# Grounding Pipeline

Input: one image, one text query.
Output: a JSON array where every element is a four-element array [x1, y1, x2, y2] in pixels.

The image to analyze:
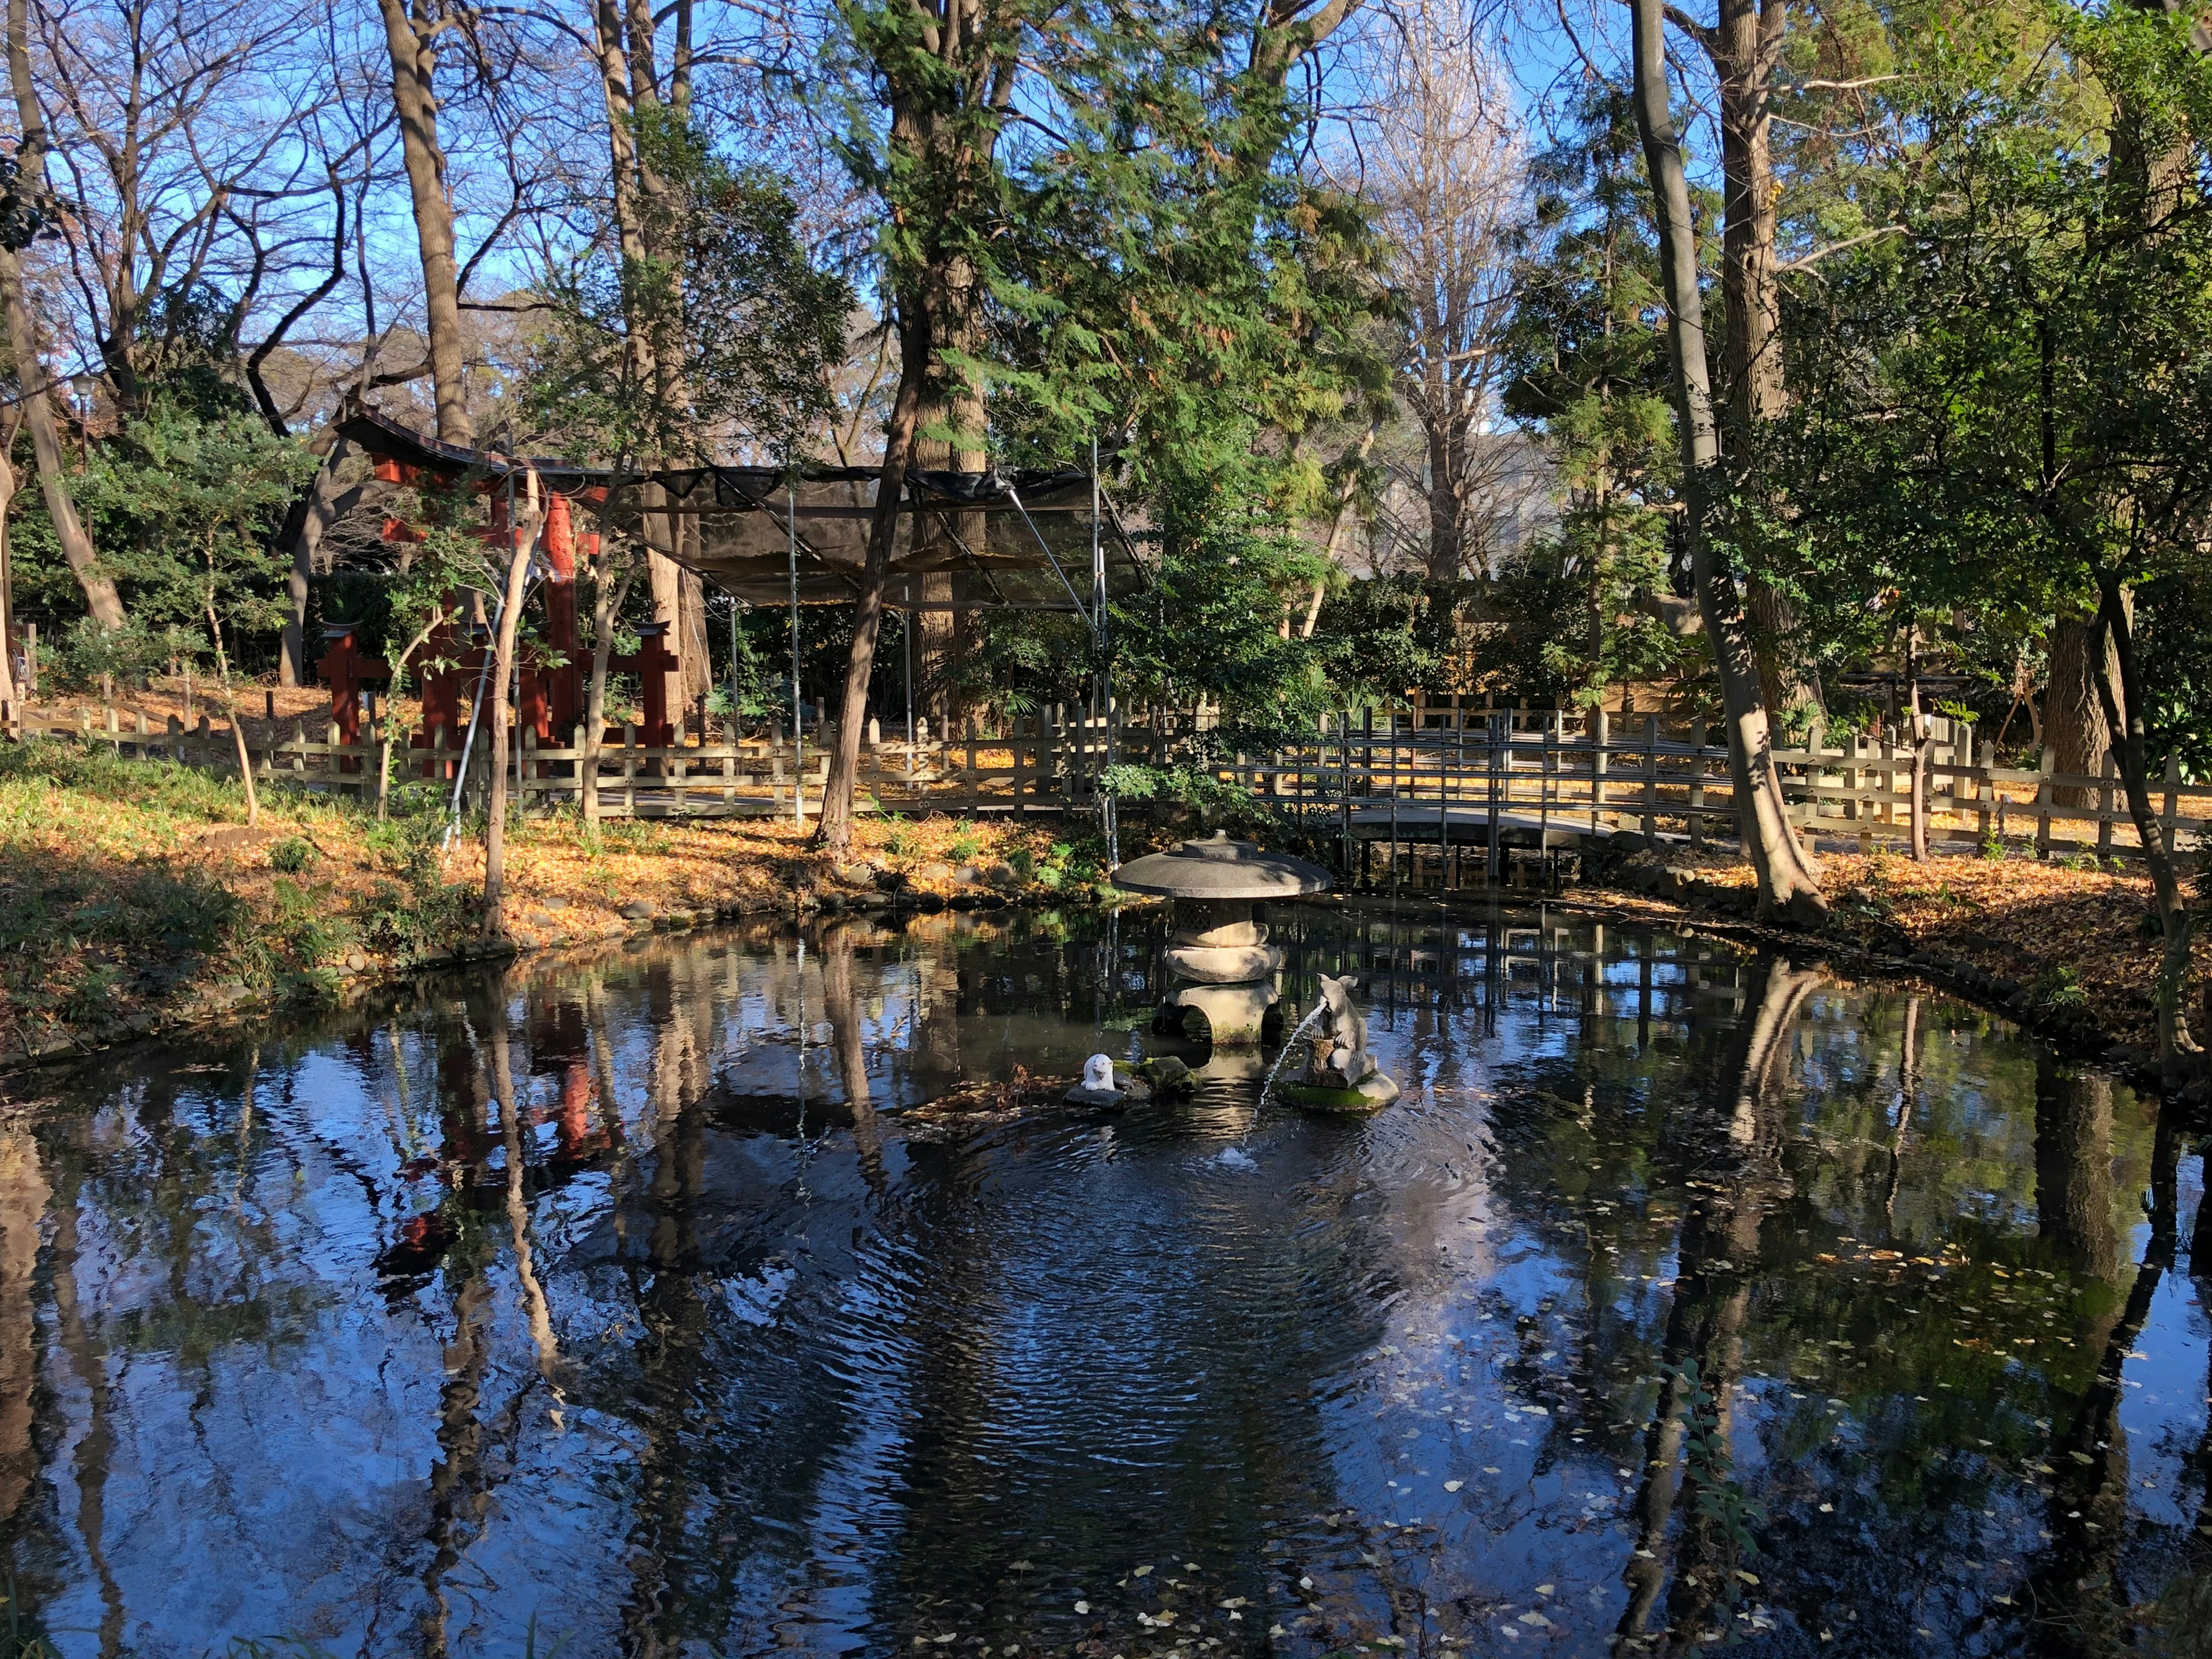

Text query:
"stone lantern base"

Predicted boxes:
[[1168, 979, 1280, 1046]]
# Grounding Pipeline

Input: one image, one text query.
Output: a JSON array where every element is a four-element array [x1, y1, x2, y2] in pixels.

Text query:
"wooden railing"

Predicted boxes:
[[14, 698, 2207, 858]]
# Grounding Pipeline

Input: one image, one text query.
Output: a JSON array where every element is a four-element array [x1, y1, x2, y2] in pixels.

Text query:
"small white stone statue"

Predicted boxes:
[[1066, 1052, 1131, 1108]]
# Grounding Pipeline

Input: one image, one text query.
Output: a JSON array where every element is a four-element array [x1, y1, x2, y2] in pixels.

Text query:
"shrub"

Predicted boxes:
[[268, 835, 317, 873], [2031, 966, 2089, 1013], [355, 808, 479, 960]]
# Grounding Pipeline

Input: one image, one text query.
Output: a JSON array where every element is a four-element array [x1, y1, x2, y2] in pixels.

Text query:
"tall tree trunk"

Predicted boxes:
[[0, 419, 16, 714], [2, 0, 119, 630], [1424, 411, 1460, 584], [2045, 608, 2119, 808], [0, 251, 120, 628], [375, 0, 472, 444], [678, 562, 711, 710], [816, 316, 927, 853], [1629, 0, 1824, 923], [1707, 0, 1820, 719], [911, 253, 988, 721], [2090, 576, 2195, 1067]]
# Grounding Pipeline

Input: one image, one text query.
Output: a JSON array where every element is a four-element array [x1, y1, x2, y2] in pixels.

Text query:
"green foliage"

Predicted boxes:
[[355, 806, 480, 961], [1499, 84, 1704, 700], [1762, 2, 2212, 718], [521, 115, 847, 463], [824, 0, 1389, 725], [0, 731, 247, 822], [946, 821, 984, 861], [39, 615, 200, 694], [2030, 966, 2089, 1013], [14, 397, 315, 661], [267, 835, 317, 874]]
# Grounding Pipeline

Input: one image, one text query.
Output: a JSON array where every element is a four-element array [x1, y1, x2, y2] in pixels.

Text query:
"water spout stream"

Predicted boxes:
[[1256, 999, 1329, 1113]]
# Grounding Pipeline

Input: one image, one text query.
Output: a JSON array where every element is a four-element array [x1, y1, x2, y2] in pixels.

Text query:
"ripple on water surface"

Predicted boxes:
[[3, 903, 2208, 1658]]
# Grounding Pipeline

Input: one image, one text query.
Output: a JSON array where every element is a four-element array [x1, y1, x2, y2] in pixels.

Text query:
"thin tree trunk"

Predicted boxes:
[[374, 0, 472, 444], [581, 556, 630, 831], [816, 321, 926, 853], [279, 437, 355, 686], [482, 478, 540, 937], [2090, 577, 2195, 1066], [1907, 643, 1929, 862], [0, 421, 16, 715], [206, 599, 260, 828], [1303, 420, 1378, 637], [1629, 0, 1824, 923]]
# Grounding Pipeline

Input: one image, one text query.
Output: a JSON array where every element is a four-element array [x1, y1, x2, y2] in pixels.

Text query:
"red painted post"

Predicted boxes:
[[315, 623, 390, 775]]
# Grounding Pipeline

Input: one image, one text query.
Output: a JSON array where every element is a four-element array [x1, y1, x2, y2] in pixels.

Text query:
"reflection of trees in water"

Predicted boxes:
[[1617, 955, 1819, 1654], [417, 1015, 503, 1659], [2024, 1101, 2188, 1659], [822, 930, 887, 1188], [619, 949, 718, 1657], [0, 1130, 48, 1530], [2036, 1056, 2121, 1279]]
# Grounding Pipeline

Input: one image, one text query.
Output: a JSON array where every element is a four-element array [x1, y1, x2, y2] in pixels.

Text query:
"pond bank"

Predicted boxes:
[[0, 740, 1105, 1074], [1584, 844, 2211, 1096], [5, 736, 2200, 1096]]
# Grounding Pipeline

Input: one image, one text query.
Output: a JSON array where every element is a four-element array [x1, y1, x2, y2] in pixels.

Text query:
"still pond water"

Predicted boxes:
[[1, 902, 2209, 1658]]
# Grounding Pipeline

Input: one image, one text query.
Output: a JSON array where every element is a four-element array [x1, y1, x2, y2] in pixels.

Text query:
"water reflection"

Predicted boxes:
[[1, 903, 2206, 1657]]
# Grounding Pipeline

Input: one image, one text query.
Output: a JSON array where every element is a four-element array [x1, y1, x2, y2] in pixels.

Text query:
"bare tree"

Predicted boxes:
[[29, 0, 320, 412], [1357, 0, 1527, 584]]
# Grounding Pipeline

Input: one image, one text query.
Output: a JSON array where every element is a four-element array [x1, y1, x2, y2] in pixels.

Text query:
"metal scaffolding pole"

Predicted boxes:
[[790, 475, 803, 827]]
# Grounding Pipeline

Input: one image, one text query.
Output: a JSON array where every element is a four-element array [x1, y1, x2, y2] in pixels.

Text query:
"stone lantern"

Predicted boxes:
[[1111, 831, 1331, 1045]]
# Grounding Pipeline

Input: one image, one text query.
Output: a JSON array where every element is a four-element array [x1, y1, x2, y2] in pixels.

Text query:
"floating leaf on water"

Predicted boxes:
[[1736, 1570, 1760, 1585], [1134, 1565, 1153, 1577], [1519, 1611, 1553, 1627], [1535, 1584, 1555, 1595], [1483, 1466, 1502, 1474], [1073, 1601, 1089, 1615], [1444, 1480, 1464, 1492]]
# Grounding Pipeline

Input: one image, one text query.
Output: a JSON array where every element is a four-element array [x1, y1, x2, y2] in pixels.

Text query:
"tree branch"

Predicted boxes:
[[1775, 224, 1903, 272]]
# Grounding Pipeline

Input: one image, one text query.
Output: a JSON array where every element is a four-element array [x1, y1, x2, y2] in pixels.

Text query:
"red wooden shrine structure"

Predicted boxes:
[[314, 409, 684, 777]]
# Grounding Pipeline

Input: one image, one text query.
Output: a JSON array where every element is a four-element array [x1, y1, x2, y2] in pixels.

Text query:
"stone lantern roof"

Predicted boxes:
[[1111, 832, 1332, 902]]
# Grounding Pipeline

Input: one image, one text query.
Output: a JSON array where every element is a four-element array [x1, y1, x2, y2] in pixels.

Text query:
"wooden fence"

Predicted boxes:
[[14, 698, 2207, 861]]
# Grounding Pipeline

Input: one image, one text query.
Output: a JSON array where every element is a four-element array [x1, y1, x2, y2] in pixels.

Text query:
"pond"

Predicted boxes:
[[0, 900, 2206, 1658]]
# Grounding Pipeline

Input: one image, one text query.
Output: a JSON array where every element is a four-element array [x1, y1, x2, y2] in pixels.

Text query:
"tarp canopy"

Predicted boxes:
[[335, 408, 1150, 616]]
